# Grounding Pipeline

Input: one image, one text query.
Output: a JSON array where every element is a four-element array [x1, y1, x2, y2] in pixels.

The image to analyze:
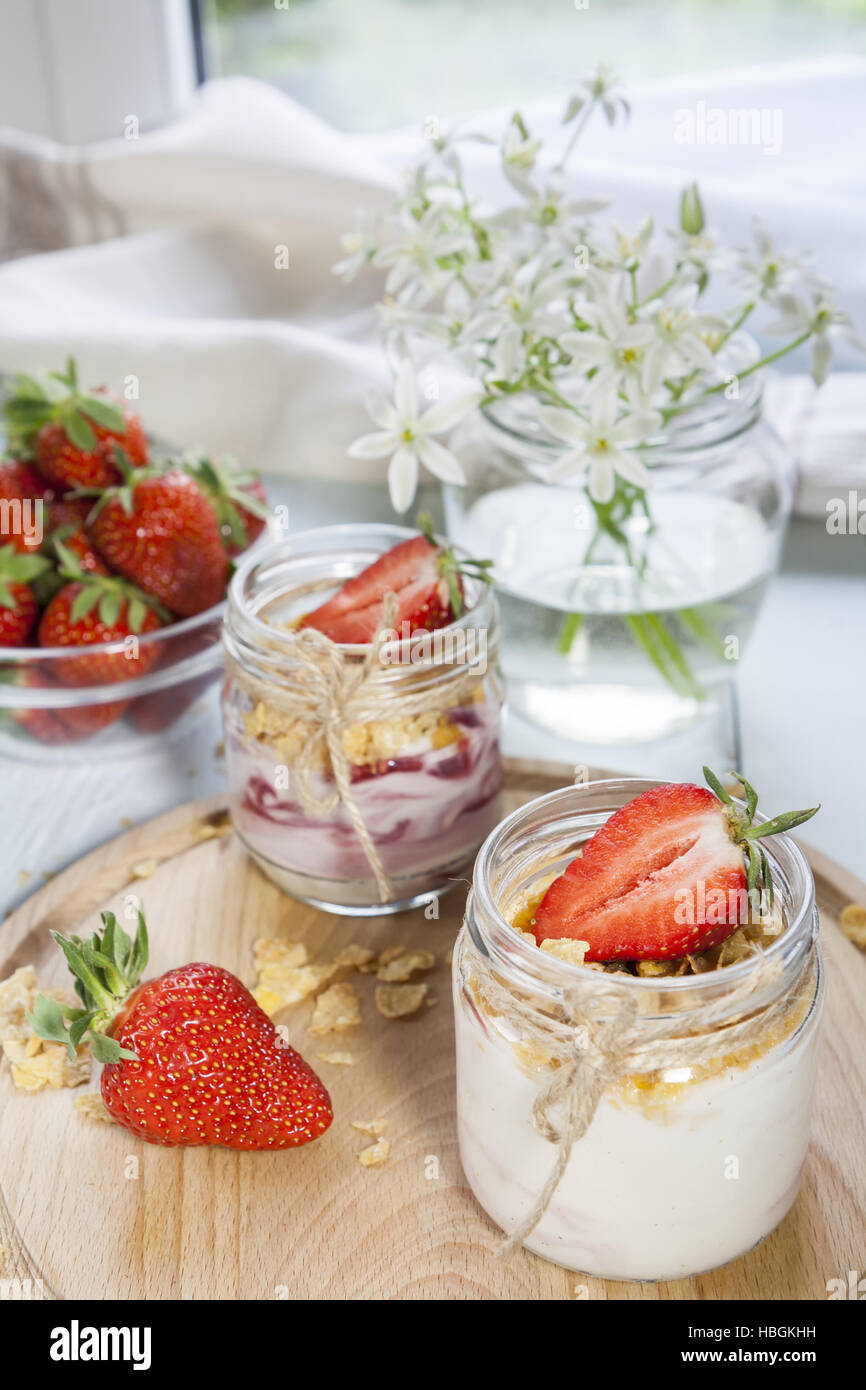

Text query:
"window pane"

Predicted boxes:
[[199, 0, 866, 131]]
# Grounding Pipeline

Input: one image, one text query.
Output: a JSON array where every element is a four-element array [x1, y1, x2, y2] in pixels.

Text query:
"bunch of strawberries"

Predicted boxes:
[[0, 359, 268, 742]]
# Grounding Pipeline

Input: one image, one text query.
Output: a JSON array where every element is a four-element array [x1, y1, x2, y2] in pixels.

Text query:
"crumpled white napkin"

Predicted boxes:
[[0, 67, 864, 507]]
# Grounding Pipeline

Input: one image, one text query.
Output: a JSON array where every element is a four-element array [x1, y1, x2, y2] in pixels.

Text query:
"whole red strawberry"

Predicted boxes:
[[532, 769, 820, 961], [3, 359, 147, 491], [29, 910, 334, 1150], [182, 453, 269, 557], [89, 467, 228, 618], [0, 544, 51, 645], [38, 548, 167, 685], [0, 460, 47, 553]]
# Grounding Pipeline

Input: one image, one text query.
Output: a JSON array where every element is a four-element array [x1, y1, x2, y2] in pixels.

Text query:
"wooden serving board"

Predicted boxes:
[[1, 759, 864, 1301]]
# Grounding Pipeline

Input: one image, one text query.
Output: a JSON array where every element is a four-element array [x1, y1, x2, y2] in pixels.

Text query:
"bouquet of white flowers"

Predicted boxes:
[[338, 64, 859, 512], [336, 68, 860, 718]]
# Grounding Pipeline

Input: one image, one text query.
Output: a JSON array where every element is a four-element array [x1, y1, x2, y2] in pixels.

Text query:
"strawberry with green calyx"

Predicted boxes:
[[0, 544, 52, 645], [181, 452, 270, 556], [3, 358, 148, 490], [299, 512, 493, 643], [44, 524, 111, 577], [28, 910, 334, 1149], [416, 512, 494, 620], [38, 541, 168, 685], [533, 767, 820, 961], [80, 457, 229, 618]]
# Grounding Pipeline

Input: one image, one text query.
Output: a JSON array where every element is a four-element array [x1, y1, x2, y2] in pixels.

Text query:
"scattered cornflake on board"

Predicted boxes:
[[4, 1038, 89, 1092], [375, 983, 427, 1019], [316, 1050, 357, 1066], [76, 1092, 116, 1125], [840, 903, 866, 949], [310, 982, 361, 1036], [0, 964, 37, 1043], [376, 949, 436, 982], [350, 1118, 387, 1137], [377, 946, 406, 968], [357, 1139, 390, 1168], [334, 944, 377, 972], [252, 937, 336, 1013], [131, 860, 157, 880]]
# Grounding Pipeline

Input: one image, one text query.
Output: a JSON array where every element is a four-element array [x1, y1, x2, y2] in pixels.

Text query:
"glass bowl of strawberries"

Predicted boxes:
[[0, 360, 271, 757]]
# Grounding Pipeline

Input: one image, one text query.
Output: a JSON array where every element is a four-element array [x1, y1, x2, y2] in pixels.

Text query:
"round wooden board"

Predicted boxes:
[[1, 758, 864, 1301]]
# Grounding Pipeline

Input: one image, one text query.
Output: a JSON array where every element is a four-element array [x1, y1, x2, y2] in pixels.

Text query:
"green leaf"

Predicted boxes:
[[70, 584, 102, 623], [26, 995, 73, 1054], [746, 806, 821, 839], [79, 396, 124, 432], [64, 410, 97, 452], [98, 588, 121, 628], [89, 1031, 137, 1064], [127, 909, 149, 986], [127, 595, 145, 634], [746, 844, 759, 896], [703, 766, 734, 805], [733, 771, 759, 823], [758, 844, 774, 911], [680, 182, 705, 236]]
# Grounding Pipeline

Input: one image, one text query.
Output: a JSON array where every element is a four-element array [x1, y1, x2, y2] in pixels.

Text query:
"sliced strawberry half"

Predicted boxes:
[[298, 517, 491, 643], [533, 773, 820, 962]]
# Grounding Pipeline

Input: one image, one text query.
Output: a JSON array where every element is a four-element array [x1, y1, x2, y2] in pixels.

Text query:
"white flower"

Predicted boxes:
[[764, 291, 864, 385], [733, 221, 814, 301], [509, 180, 610, 244], [560, 281, 655, 398], [638, 285, 729, 392], [598, 218, 654, 273], [501, 114, 542, 193], [668, 225, 725, 279], [332, 212, 379, 282], [374, 207, 475, 302], [563, 64, 630, 127], [473, 254, 577, 341], [538, 397, 662, 502], [348, 360, 482, 511]]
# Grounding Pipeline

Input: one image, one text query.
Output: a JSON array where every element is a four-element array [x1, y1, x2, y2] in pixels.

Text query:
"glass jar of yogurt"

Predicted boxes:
[[453, 779, 823, 1280], [223, 525, 504, 915]]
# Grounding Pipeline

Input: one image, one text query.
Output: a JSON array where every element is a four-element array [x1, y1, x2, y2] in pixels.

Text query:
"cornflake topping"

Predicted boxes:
[[539, 939, 590, 966]]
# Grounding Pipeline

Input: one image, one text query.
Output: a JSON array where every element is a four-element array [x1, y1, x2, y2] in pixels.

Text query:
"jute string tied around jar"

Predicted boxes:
[[468, 944, 813, 1259], [230, 589, 488, 902]]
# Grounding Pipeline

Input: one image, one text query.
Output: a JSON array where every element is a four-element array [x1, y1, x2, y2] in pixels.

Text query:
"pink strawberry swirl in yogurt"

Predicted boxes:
[[228, 701, 503, 886]]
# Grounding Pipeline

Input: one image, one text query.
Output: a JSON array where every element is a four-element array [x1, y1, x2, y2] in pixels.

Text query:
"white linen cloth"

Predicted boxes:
[[0, 63, 864, 508]]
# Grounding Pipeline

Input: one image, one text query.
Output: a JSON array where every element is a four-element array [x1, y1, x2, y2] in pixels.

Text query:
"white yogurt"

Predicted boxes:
[[453, 932, 823, 1281]]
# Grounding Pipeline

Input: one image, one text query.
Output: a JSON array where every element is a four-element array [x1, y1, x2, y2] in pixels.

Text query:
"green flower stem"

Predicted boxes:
[[662, 330, 812, 419], [557, 611, 583, 654], [677, 605, 732, 663], [557, 97, 598, 169], [640, 613, 704, 699]]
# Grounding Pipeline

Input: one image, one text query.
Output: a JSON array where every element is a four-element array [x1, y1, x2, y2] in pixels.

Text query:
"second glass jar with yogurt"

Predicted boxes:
[[453, 780, 823, 1280], [223, 524, 504, 914]]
